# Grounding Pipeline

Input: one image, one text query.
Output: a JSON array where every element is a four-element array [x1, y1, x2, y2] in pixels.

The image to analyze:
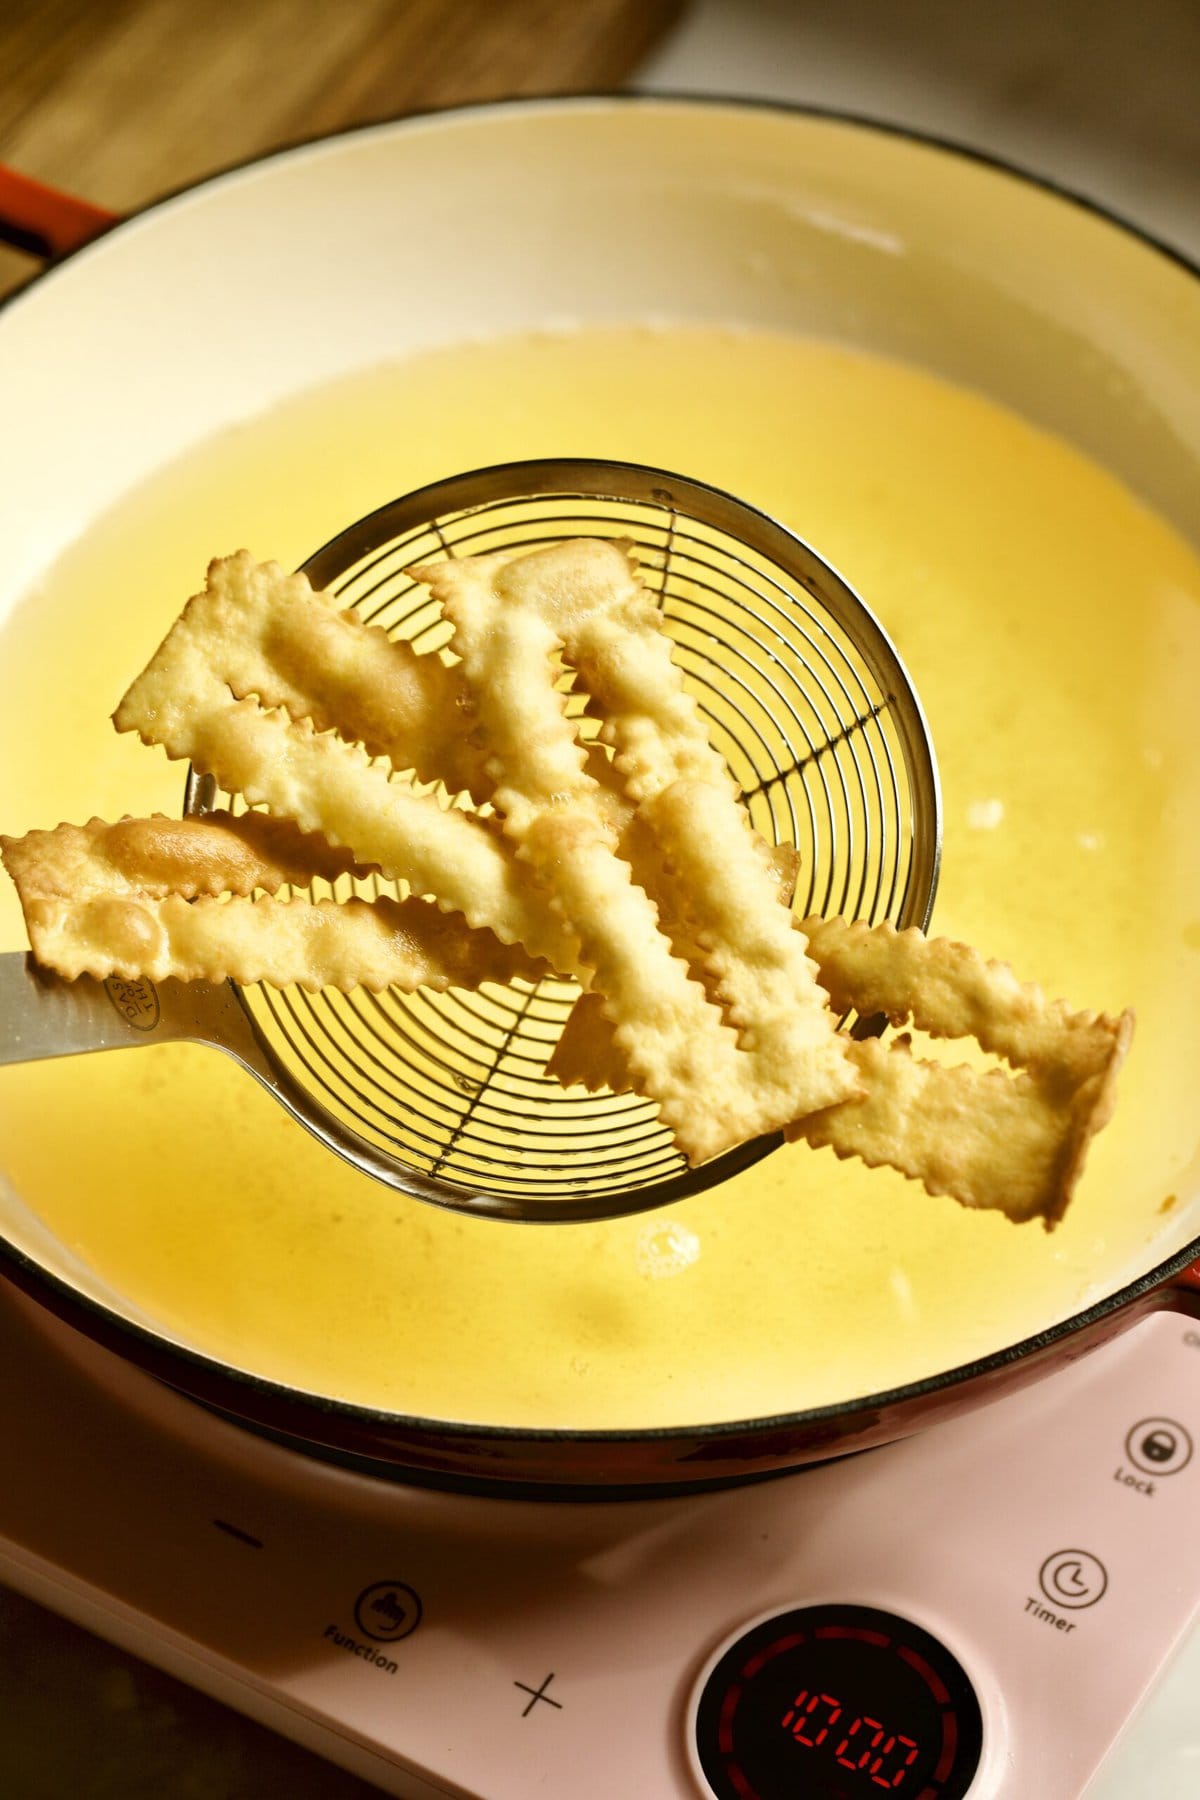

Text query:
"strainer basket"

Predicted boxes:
[[186, 458, 941, 1219]]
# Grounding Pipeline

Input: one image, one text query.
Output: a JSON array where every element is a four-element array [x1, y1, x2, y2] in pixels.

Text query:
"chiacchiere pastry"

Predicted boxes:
[[548, 918, 1131, 1227], [417, 539, 859, 1163], [0, 814, 547, 992], [1, 543, 1132, 1219]]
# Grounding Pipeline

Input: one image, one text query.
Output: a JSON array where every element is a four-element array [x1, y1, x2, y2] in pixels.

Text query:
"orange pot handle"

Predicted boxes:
[[0, 165, 119, 261], [1167, 1255, 1200, 1320]]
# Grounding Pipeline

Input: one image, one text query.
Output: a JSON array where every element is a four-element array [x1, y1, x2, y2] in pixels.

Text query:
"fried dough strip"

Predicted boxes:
[[531, 545, 825, 1061], [475, 541, 847, 1092], [427, 559, 852, 1164], [124, 552, 792, 958], [639, 777, 835, 1043], [15, 890, 543, 990], [787, 1033, 1129, 1227], [418, 542, 856, 1131], [799, 915, 1128, 1086], [123, 552, 492, 798], [617, 814, 801, 965], [551, 917, 1131, 1091], [779, 921, 1133, 1226], [549, 917, 1133, 1224], [0, 813, 375, 903], [114, 654, 579, 972], [130, 551, 636, 822], [547, 838, 802, 1092], [431, 589, 748, 1161]]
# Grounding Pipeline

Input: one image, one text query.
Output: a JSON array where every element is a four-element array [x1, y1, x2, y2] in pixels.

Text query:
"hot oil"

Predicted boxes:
[[1, 325, 1199, 1428]]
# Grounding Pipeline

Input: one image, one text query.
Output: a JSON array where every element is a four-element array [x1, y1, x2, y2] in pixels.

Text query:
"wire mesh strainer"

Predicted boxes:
[[193, 458, 940, 1219], [0, 459, 940, 1222]]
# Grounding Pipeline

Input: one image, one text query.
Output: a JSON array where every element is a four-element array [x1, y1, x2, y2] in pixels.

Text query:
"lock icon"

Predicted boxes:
[[1126, 1417, 1193, 1477]]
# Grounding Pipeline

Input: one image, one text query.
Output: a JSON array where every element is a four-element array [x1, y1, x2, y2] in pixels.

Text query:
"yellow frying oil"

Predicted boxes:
[[2, 325, 1199, 1427]]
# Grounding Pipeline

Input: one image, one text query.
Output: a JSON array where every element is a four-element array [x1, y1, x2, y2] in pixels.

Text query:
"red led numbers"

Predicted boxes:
[[781, 1689, 842, 1746], [782, 1693, 921, 1788], [834, 1715, 920, 1788]]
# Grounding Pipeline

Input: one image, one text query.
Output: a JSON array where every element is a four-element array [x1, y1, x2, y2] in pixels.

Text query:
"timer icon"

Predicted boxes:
[[1039, 1549, 1108, 1610]]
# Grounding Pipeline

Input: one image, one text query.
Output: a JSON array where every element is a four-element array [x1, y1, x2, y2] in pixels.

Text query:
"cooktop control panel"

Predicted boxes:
[[0, 1289, 1197, 1800]]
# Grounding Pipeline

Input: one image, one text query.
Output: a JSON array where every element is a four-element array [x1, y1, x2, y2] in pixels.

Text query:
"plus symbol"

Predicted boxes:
[[514, 1671, 563, 1717]]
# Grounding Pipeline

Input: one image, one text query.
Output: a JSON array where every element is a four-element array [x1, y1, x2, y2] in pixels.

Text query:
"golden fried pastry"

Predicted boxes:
[[118, 551, 490, 797], [0, 812, 372, 901], [548, 916, 1133, 1225], [115, 656, 579, 973], [799, 915, 1128, 1088], [784, 918, 1133, 1225], [1, 813, 545, 990], [419, 542, 857, 1163], [789, 1029, 1130, 1228], [2, 536, 1131, 1214], [12, 890, 544, 991], [416, 541, 858, 1161]]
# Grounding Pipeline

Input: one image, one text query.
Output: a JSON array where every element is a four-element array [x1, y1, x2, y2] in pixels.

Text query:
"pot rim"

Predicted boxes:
[[2, 90, 1198, 1445], [4, 90, 1200, 307]]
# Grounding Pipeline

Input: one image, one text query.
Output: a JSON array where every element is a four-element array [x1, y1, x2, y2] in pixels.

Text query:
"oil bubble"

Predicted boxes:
[[635, 1221, 701, 1280]]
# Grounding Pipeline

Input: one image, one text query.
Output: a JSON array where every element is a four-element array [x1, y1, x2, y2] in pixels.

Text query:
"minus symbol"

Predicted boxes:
[[213, 1518, 264, 1549]]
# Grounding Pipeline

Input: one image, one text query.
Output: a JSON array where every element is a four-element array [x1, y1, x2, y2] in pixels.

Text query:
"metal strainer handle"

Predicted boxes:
[[0, 949, 780, 1218], [0, 952, 439, 1197], [3, 459, 941, 1222]]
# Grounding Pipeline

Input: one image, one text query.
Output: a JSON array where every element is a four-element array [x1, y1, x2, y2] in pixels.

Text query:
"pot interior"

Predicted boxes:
[[1, 100, 1198, 1436]]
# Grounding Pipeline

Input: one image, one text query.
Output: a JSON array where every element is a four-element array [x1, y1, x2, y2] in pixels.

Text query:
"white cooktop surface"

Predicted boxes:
[[1, 1284, 1198, 1799]]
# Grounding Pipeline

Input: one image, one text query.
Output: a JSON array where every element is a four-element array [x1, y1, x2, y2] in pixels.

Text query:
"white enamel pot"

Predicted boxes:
[[0, 98, 1197, 1491]]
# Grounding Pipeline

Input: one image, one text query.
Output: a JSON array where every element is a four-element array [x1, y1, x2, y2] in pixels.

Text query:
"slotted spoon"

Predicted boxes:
[[0, 459, 941, 1221]]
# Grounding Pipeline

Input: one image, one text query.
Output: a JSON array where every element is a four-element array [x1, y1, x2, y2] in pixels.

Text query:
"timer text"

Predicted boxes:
[[781, 1688, 920, 1788]]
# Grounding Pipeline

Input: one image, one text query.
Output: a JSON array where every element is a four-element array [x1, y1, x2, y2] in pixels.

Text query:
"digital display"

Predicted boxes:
[[693, 1603, 982, 1800]]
